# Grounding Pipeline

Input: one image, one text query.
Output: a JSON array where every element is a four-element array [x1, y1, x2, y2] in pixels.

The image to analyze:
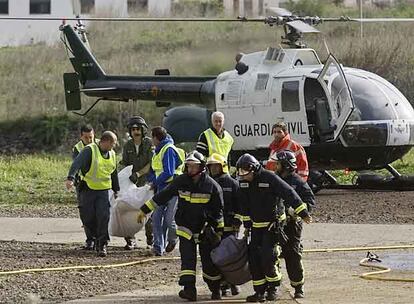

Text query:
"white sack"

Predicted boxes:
[[109, 166, 154, 237]]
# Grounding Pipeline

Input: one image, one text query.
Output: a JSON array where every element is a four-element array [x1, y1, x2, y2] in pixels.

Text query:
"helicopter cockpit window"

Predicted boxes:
[[293, 50, 320, 65], [265, 48, 284, 61], [0, 0, 8, 14], [282, 81, 300, 112], [30, 0, 51, 14], [255, 74, 269, 91]]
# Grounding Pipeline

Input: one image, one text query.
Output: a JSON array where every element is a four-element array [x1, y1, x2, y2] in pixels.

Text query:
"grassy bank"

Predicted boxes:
[[0, 154, 73, 207], [0, 149, 413, 208]]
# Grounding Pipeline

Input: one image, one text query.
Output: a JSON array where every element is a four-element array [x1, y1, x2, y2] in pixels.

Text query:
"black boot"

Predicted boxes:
[[230, 284, 240, 295], [82, 239, 94, 250], [178, 286, 197, 302], [211, 289, 221, 300], [266, 287, 278, 301], [221, 283, 229, 297], [124, 237, 136, 250], [294, 285, 304, 298], [246, 292, 265, 302], [97, 244, 107, 257]]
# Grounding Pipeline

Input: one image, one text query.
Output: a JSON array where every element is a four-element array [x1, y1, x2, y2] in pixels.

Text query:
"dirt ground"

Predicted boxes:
[[0, 189, 413, 303]]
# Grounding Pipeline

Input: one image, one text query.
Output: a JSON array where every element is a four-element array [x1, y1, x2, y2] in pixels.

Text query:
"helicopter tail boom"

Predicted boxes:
[[61, 24, 105, 84]]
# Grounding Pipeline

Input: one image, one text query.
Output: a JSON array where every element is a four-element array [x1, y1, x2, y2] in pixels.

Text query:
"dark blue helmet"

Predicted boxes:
[[236, 153, 260, 176], [271, 150, 297, 172]]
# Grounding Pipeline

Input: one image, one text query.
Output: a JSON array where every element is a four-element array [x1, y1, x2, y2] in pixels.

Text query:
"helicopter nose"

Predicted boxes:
[[341, 70, 414, 147]]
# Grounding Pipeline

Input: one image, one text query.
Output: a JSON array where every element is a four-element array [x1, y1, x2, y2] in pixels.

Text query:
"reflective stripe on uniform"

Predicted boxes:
[[266, 273, 282, 282], [180, 270, 196, 277], [178, 191, 210, 204], [176, 226, 193, 240], [295, 203, 307, 215], [202, 272, 222, 281], [279, 213, 287, 222], [290, 278, 305, 286], [253, 279, 267, 286], [224, 226, 234, 232], [234, 214, 243, 221], [252, 221, 271, 228], [241, 215, 251, 221], [144, 199, 158, 212]]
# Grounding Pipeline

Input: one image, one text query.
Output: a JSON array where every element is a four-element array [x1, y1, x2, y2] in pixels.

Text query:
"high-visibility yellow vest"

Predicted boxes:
[[73, 139, 100, 154], [203, 129, 234, 173], [152, 143, 185, 183], [73, 140, 85, 154], [83, 143, 116, 190]]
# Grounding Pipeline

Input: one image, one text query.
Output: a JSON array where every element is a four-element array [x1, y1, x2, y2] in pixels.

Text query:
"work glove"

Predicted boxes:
[[302, 215, 312, 224], [136, 210, 146, 224], [129, 172, 140, 184]]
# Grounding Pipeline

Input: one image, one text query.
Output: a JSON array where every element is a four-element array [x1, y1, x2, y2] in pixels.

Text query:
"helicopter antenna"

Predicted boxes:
[[323, 36, 330, 57], [359, 0, 364, 40]]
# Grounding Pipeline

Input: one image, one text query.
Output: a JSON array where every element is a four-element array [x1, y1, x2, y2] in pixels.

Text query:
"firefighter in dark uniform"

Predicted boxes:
[[236, 154, 312, 302], [119, 116, 154, 250], [271, 150, 315, 299], [72, 124, 97, 250], [137, 151, 224, 301], [206, 153, 241, 297]]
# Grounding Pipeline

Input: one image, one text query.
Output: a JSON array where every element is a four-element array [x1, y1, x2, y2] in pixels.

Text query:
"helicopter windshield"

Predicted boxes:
[[344, 73, 413, 121]]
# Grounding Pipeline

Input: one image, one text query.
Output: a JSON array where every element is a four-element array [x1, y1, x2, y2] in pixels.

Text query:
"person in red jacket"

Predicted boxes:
[[265, 122, 309, 181]]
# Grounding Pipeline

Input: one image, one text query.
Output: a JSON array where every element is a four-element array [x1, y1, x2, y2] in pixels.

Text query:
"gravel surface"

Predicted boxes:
[[1, 189, 413, 224], [0, 189, 413, 303], [0, 242, 179, 303]]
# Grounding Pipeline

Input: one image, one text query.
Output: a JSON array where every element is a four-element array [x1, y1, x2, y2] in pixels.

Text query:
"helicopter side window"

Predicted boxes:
[[281, 81, 300, 112], [30, 0, 51, 14], [255, 74, 269, 91], [0, 0, 8, 14]]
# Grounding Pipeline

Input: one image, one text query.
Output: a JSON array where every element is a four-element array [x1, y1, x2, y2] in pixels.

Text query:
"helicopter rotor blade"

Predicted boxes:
[[287, 20, 319, 34], [267, 7, 292, 17], [350, 18, 414, 22], [0, 16, 264, 22]]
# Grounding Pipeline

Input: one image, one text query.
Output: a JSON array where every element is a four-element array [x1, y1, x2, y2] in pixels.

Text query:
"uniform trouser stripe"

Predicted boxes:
[[253, 279, 267, 286], [180, 270, 196, 276], [202, 272, 222, 281], [266, 273, 282, 282], [291, 278, 305, 286], [282, 220, 304, 288]]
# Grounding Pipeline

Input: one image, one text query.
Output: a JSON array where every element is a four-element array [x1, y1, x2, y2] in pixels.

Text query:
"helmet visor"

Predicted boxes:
[[237, 168, 252, 176]]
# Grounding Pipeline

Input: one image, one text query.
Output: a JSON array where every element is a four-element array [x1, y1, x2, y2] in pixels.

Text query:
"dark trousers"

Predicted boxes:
[[79, 189, 110, 247], [178, 235, 221, 292], [249, 228, 282, 294], [76, 187, 95, 243], [281, 219, 304, 287]]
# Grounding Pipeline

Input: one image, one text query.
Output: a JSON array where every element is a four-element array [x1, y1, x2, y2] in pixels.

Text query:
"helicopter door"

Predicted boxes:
[[317, 54, 354, 141]]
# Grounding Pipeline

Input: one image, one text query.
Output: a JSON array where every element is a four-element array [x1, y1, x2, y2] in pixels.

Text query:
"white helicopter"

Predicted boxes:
[[3, 9, 414, 189]]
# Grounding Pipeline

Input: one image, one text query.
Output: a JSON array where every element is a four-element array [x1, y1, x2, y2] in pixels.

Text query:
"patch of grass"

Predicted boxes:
[[331, 148, 414, 184], [0, 154, 74, 207]]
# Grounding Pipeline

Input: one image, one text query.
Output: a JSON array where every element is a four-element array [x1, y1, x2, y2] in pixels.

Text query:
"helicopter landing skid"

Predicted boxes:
[[312, 167, 414, 192]]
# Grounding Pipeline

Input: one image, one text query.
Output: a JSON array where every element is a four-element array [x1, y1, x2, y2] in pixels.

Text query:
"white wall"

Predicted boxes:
[[148, 0, 171, 17], [0, 0, 127, 47]]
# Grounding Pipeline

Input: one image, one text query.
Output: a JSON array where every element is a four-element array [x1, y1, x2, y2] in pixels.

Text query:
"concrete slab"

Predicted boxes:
[[0, 217, 413, 250], [1, 218, 413, 303]]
